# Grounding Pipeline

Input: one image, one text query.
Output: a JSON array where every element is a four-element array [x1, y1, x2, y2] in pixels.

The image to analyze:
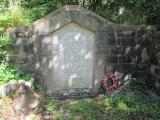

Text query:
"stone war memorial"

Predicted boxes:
[[12, 5, 160, 95]]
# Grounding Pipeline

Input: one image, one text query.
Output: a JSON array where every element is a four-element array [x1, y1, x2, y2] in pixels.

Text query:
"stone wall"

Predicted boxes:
[[10, 6, 160, 91], [149, 26, 160, 89], [105, 25, 160, 89]]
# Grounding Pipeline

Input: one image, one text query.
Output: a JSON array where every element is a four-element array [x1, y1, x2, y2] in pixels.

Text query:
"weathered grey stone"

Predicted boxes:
[[155, 52, 160, 66], [13, 83, 40, 112], [25, 113, 36, 120], [141, 47, 149, 63], [19, 80, 32, 88], [0, 81, 17, 98], [114, 71, 124, 79]]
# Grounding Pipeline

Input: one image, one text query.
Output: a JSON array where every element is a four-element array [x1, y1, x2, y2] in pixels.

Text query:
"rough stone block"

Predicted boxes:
[[110, 46, 125, 54], [108, 56, 118, 63], [108, 37, 116, 45], [119, 56, 126, 63], [126, 56, 132, 63]]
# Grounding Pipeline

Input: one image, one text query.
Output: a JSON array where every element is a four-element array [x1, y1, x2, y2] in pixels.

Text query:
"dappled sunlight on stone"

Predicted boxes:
[[69, 73, 78, 87], [53, 56, 59, 69], [74, 33, 81, 41], [11, 6, 111, 94], [52, 35, 59, 45], [48, 60, 53, 69], [16, 38, 22, 45], [11, 5, 160, 94], [55, 23, 61, 29], [35, 62, 40, 70], [85, 52, 92, 59], [42, 57, 47, 64], [52, 22, 95, 90], [97, 59, 103, 66], [80, 49, 85, 55]]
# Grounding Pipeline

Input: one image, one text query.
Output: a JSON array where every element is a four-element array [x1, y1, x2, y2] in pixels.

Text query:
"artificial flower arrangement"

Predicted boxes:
[[101, 73, 120, 92]]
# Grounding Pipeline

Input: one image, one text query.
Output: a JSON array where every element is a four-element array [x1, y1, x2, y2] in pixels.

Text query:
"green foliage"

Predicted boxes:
[[104, 93, 160, 119], [0, 36, 13, 47], [43, 99, 102, 120], [68, 100, 100, 120], [43, 89, 160, 120], [96, 0, 160, 24], [1, 0, 160, 28], [0, 9, 29, 28], [0, 62, 34, 85], [47, 101, 59, 111], [42, 77, 160, 120], [0, 36, 14, 60], [0, 0, 31, 87], [107, 78, 160, 119]]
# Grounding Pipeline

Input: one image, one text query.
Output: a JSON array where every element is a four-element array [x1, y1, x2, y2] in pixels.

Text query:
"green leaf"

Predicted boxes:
[[0, 36, 13, 46]]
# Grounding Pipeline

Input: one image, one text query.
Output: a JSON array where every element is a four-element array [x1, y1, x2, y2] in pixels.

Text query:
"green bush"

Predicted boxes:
[[68, 100, 101, 120], [0, 36, 14, 60], [0, 1, 34, 87], [0, 36, 12, 46], [0, 62, 34, 85], [103, 92, 160, 120], [47, 101, 60, 111]]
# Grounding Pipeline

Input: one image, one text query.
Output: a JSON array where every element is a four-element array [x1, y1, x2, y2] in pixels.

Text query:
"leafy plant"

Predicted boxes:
[[0, 36, 14, 61], [68, 100, 101, 120], [0, 62, 34, 85], [0, 36, 13, 47], [47, 101, 59, 111], [103, 91, 160, 119]]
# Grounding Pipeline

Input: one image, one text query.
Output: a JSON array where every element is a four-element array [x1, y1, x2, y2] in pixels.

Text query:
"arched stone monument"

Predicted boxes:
[[12, 5, 111, 93]]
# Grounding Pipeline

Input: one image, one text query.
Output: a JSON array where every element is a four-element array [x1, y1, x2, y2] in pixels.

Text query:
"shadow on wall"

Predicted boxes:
[[13, 21, 97, 91]]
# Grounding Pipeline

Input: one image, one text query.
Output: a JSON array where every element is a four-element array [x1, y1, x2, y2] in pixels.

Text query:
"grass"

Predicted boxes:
[[68, 99, 101, 120], [42, 78, 160, 120], [103, 92, 160, 120], [43, 90, 160, 120], [44, 99, 103, 120]]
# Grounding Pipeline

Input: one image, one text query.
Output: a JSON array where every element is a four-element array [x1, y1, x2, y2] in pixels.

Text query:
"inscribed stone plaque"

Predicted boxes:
[[52, 23, 95, 90]]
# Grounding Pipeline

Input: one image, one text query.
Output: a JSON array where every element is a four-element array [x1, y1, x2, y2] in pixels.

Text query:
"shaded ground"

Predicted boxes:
[[41, 92, 160, 120], [0, 97, 42, 120], [1, 91, 160, 120], [0, 80, 160, 120]]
